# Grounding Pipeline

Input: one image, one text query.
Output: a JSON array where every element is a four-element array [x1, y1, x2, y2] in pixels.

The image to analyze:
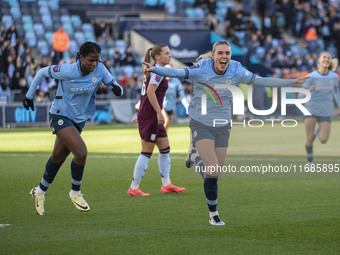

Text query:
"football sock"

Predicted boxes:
[[209, 210, 219, 218], [306, 145, 313, 163], [71, 160, 84, 191], [130, 180, 140, 190], [158, 147, 171, 186], [204, 175, 218, 212], [39, 157, 62, 192], [132, 152, 152, 187], [69, 189, 81, 196], [36, 186, 45, 196], [194, 154, 205, 178]]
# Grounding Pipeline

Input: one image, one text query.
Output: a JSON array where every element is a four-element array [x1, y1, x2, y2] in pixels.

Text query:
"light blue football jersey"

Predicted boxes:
[[302, 70, 340, 117], [163, 77, 189, 111], [185, 59, 255, 126], [26, 61, 115, 123], [152, 58, 297, 127]]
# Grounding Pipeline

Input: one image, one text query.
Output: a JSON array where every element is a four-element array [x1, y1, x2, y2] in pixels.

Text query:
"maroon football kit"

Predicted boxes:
[[138, 64, 168, 142]]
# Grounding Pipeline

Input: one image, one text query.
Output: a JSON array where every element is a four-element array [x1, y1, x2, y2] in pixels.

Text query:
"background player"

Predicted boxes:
[[301, 51, 340, 166], [22, 42, 124, 215], [127, 44, 185, 196], [143, 40, 308, 225], [162, 63, 190, 131]]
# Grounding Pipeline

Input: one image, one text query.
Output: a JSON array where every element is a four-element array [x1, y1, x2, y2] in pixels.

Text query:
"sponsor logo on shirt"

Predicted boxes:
[[155, 75, 161, 82], [189, 64, 200, 69], [70, 86, 95, 93], [53, 65, 61, 72]]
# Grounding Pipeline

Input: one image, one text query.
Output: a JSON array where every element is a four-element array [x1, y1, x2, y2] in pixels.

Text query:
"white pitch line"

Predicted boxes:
[[0, 224, 11, 228], [0, 153, 327, 162]]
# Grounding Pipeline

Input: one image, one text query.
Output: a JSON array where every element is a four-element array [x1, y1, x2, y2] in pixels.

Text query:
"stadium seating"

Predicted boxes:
[[37, 40, 49, 56]]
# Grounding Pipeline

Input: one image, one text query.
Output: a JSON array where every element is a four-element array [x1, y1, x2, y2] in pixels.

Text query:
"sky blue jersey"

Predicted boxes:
[[26, 61, 117, 123], [302, 70, 340, 117], [185, 59, 255, 126], [153, 58, 295, 127], [163, 77, 189, 111]]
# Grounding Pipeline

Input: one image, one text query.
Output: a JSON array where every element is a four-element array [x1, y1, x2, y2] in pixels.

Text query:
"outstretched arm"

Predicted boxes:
[[253, 76, 309, 87], [25, 67, 50, 99], [143, 62, 187, 78], [23, 67, 50, 111]]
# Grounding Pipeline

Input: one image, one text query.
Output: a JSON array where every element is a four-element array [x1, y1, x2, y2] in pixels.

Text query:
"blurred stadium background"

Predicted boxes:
[[1, 1, 340, 254], [1, 0, 339, 127]]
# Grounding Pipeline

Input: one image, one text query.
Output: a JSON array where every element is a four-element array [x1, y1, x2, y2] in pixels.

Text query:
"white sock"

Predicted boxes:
[[209, 211, 218, 218], [161, 177, 171, 187], [190, 152, 199, 162], [130, 180, 139, 190], [158, 151, 170, 178], [36, 186, 45, 196], [69, 189, 81, 196], [133, 154, 150, 183]]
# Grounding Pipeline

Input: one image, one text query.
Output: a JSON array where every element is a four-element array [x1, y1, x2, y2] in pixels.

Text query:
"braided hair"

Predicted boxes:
[[76, 41, 101, 61]]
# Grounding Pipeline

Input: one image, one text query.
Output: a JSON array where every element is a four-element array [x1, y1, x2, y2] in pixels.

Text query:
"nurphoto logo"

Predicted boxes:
[[200, 80, 311, 127]]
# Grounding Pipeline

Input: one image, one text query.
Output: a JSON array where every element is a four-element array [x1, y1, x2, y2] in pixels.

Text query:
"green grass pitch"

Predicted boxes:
[[0, 121, 339, 254]]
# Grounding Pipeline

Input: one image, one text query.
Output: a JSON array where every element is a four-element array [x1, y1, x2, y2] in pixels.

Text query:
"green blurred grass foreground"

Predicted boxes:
[[0, 122, 339, 254]]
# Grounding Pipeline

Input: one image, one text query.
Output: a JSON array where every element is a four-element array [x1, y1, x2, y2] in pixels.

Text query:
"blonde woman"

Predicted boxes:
[[144, 40, 307, 225]]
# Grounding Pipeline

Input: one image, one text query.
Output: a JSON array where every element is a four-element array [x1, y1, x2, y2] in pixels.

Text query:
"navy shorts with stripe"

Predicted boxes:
[[49, 113, 85, 134]]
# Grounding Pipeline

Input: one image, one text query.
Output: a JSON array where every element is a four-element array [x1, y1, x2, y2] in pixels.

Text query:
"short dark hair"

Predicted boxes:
[[76, 41, 101, 61]]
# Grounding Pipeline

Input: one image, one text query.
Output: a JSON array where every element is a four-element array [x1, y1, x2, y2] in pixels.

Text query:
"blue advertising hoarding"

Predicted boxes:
[[5, 105, 48, 126], [135, 29, 211, 63]]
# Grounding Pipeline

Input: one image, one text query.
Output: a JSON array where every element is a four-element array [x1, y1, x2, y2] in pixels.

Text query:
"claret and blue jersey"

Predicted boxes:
[[26, 61, 116, 123]]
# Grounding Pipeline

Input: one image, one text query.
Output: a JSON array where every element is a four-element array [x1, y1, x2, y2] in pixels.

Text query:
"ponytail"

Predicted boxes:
[[143, 48, 153, 76], [143, 44, 167, 76]]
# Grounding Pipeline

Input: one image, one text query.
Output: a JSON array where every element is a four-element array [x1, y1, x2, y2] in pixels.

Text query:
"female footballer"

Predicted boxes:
[[301, 51, 340, 166], [23, 41, 124, 215], [143, 40, 308, 225], [127, 44, 185, 196], [162, 64, 189, 131]]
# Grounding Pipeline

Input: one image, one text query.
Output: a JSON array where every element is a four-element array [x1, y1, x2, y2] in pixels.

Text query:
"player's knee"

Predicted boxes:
[[75, 148, 87, 163], [51, 156, 66, 165], [319, 137, 328, 144]]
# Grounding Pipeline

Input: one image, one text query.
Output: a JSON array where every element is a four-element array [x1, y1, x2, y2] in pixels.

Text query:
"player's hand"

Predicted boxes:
[[293, 76, 309, 87], [157, 112, 165, 125], [22, 97, 34, 111], [112, 83, 124, 96], [142, 62, 154, 72], [132, 118, 138, 124]]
